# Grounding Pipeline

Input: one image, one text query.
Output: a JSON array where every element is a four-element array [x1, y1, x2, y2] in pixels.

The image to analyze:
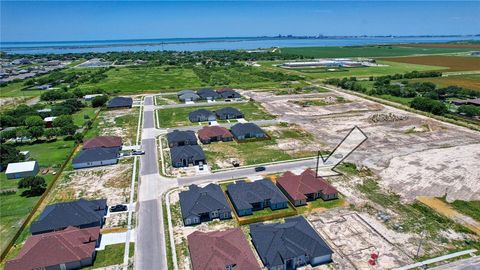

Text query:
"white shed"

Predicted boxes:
[[5, 161, 40, 179]]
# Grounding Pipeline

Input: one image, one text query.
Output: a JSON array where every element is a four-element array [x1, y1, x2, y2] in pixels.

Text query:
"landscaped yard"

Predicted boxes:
[[72, 107, 98, 127], [203, 124, 320, 170], [295, 196, 346, 214], [156, 101, 275, 128], [84, 243, 134, 269], [235, 203, 297, 225]]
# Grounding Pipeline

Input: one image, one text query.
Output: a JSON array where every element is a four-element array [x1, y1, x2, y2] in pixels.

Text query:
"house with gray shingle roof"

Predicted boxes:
[[177, 89, 196, 96], [197, 88, 220, 101], [250, 216, 333, 269], [167, 130, 198, 148], [107, 97, 133, 108], [179, 92, 200, 102], [188, 109, 216, 123], [179, 184, 231, 225], [170, 145, 206, 168], [30, 199, 107, 235], [226, 179, 288, 216], [72, 148, 119, 169], [217, 89, 241, 99], [214, 107, 244, 120], [230, 123, 267, 141]]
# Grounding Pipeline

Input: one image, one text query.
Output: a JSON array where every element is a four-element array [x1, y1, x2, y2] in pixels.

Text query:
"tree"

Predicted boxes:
[[44, 128, 59, 140], [0, 144, 23, 170], [0, 128, 17, 143], [458, 105, 480, 117], [53, 115, 74, 128], [28, 126, 44, 140], [73, 132, 84, 143], [15, 127, 32, 140], [24, 115, 44, 128], [91, 95, 108, 107], [410, 97, 447, 115], [18, 176, 47, 197]]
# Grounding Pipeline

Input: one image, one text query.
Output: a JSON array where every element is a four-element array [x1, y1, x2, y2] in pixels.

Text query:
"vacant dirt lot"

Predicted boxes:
[[381, 56, 480, 72], [242, 88, 480, 202], [54, 161, 133, 206]]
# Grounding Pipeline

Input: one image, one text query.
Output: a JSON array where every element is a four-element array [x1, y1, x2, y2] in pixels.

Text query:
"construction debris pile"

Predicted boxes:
[[368, 113, 408, 123]]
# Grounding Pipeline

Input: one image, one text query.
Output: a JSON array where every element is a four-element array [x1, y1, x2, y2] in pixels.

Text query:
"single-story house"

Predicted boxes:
[[72, 148, 119, 169], [197, 126, 233, 144], [217, 89, 241, 99], [452, 98, 480, 106], [167, 130, 198, 148], [179, 92, 200, 102], [179, 184, 231, 225], [107, 97, 133, 108], [43, 116, 57, 128], [19, 151, 30, 160], [170, 145, 206, 168], [177, 89, 196, 96], [214, 107, 244, 120], [250, 216, 334, 270], [230, 123, 267, 141], [188, 228, 261, 270], [188, 109, 216, 123], [197, 88, 220, 101], [83, 94, 104, 101], [277, 169, 339, 206], [5, 226, 101, 270], [226, 179, 288, 216], [30, 198, 107, 235], [5, 161, 39, 179], [83, 136, 122, 150]]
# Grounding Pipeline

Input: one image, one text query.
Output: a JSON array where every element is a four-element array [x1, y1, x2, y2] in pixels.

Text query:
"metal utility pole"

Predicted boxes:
[[315, 150, 320, 177]]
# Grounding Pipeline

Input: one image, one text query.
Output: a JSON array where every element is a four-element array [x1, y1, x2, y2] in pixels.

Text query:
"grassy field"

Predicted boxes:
[[72, 107, 98, 127], [414, 74, 480, 91], [80, 66, 203, 93], [0, 139, 75, 253], [281, 45, 473, 58], [260, 60, 445, 80], [156, 101, 275, 128], [382, 56, 480, 72], [203, 125, 318, 170], [442, 199, 480, 222]]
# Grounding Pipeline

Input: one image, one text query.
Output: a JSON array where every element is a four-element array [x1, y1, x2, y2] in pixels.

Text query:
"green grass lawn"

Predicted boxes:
[[235, 203, 297, 225], [84, 243, 134, 269], [296, 197, 346, 214], [0, 81, 43, 98], [72, 107, 98, 127], [203, 125, 318, 170], [79, 66, 203, 93], [442, 199, 480, 222], [16, 139, 76, 169], [155, 95, 181, 105], [157, 101, 275, 128], [281, 45, 474, 58], [376, 94, 414, 106], [84, 108, 139, 143]]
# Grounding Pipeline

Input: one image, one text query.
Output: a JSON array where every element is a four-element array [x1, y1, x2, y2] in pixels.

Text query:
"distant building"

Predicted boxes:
[[30, 199, 107, 235], [5, 161, 39, 179], [166, 130, 198, 148], [250, 216, 334, 269], [36, 108, 52, 114], [187, 228, 261, 270], [188, 109, 216, 122], [214, 107, 244, 120], [197, 88, 220, 101], [43, 116, 57, 128], [217, 89, 241, 99], [276, 169, 338, 206], [177, 89, 196, 96], [170, 145, 206, 168], [230, 123, 267, 141], [179, 93, 200, 102], [179, 184, 231, 225], [19, 151, 30, 160], [197, 126, 233, 144], [5, 226, 100, 270], [452, 98, 480, 106], [83, 94, 104, 101], [72, 148, 119, 169], [226, 179, 288, 216], [107, 97, 133, 109]]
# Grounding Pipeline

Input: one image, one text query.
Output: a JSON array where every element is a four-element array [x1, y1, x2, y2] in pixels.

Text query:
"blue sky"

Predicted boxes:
[[1, 1, 479, 42]]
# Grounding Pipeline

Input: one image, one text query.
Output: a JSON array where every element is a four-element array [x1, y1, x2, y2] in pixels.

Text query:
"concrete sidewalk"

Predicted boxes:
[[97, 230, 135, 250]]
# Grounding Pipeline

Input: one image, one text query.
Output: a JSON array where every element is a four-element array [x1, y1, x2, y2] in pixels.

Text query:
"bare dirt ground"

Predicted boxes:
[[97, 108, 139, 146], [54, 162, 133, 206], [242, 89, 480, 202]]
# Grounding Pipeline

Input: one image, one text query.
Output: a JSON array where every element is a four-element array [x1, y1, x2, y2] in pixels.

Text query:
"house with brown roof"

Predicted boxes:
[[5, 226, 100, 270], [83, 136, 122, 149], [187, 228, 261, 270], [198, 126, 233, 144], [276, 169, 338, 206]]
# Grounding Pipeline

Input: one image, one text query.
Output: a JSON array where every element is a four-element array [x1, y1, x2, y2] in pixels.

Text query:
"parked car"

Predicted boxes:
[[133, 150, 145, 155], [110, 204, 127, 212], [254, 166, 266, 172], [198, 162, 204, 171]]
